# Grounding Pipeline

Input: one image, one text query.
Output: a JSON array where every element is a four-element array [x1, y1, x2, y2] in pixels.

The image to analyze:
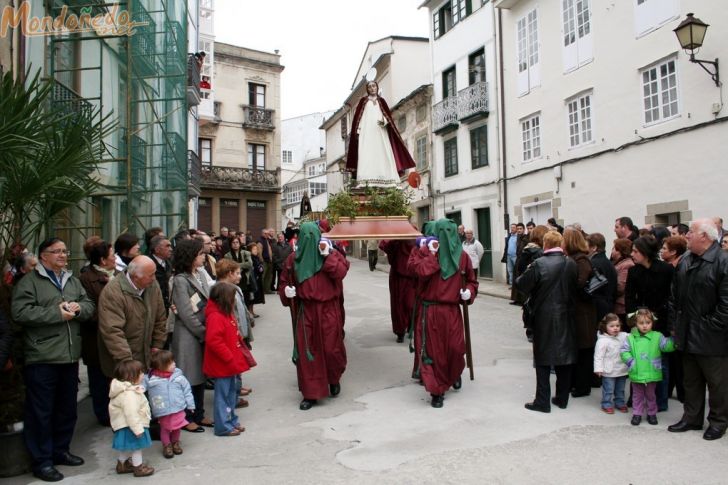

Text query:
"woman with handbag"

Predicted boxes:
[[562, 228, 598, 398], [171, 239, 213, 432], [586, 233, 618, 322], [516, 230, 578, 412]]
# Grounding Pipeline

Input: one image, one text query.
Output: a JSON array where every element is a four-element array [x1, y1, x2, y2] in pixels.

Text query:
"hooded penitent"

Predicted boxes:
[[433, 218, 462, 280], [294, 222, 324, 283]]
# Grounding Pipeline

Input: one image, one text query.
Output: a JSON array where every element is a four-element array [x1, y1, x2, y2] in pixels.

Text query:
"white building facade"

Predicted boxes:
[[493, 0, 727, 260], [422, 0, 500, 278]]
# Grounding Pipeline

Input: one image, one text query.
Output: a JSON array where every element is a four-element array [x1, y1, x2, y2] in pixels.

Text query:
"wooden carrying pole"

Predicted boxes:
[[461, 271, 474, 380]]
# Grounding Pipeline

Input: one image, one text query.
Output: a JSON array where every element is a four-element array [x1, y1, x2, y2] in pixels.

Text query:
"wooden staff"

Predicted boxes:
[[461, 270, 474, 380]]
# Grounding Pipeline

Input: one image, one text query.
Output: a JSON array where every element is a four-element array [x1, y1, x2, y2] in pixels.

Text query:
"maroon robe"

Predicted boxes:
[[379, 240, 416, 338], [407, 246, 478, 395], [345, 95, 416, 178], [279, 250, 350, 400]]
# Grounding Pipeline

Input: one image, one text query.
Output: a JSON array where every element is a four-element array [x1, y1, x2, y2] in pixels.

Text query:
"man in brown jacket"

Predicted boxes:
[[97, 256, 167, 377]]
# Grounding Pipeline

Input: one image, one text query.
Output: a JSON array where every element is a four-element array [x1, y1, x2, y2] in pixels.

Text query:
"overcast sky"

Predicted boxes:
[[215, 0, 429, 120]]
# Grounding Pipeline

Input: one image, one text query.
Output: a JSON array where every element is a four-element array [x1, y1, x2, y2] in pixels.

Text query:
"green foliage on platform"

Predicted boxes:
[[324, 185, 413, 224]]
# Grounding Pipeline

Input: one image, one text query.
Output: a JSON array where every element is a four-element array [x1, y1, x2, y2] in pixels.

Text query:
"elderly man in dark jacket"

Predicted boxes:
[[668, 218, 728, 441], [516, 230, 578, 413], [12, 238, 94, 482]]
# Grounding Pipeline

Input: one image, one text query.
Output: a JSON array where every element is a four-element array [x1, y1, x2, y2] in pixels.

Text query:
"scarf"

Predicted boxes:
[[93, 265, 116, 280], [294, 222, 324, 283], [150, 369, 173, 379], [433, 218, 462, 280]]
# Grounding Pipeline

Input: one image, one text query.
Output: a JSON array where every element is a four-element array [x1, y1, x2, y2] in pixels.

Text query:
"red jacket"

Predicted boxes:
[[202, 300, 249, 378]]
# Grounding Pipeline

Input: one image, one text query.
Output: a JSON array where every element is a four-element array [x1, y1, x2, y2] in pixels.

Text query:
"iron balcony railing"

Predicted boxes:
[[457, 81, 489, 121], [187, 54, 201, 106], [51, 82, 93, 124], [188, 150, 201, 197], [242, 105, 274, 130], [432, 96, 459, 133], [200, 166, 279, 192]]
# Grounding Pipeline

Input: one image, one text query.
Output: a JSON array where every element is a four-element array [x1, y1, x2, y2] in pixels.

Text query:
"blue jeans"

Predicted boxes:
[[506, 254, 516, 285], [601, 375, 627, 409], [213, 376, 239, 436]]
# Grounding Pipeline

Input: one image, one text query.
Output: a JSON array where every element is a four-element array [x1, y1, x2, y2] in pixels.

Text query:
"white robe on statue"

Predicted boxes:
[[355, 98, 400, 187]]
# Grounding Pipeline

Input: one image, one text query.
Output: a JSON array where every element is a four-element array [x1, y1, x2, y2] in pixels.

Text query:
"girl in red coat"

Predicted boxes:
[[203, 282, 253, 436]]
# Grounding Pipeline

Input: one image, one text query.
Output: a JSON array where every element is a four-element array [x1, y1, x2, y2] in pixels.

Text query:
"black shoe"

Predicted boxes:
[[631, 415, 642, 426], [453, 377, 462, 390], [53, 452, 84, 467], [524, 402, 550, 413], [299, 399, 317, 410], [33, 466, 64, 482], [647, 415, 658, 425], [431, 394, 444, 408], [551, 397, 567, 409], [667, 420, 703, 433], [396, 334, 404, 343], [703, 426, 726, 441], [571, 390, 590, 398], [329, 383, 341, 397]]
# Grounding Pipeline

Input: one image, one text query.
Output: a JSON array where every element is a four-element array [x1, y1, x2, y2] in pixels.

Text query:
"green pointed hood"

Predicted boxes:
[[434, 218, 462, 280], [294, 222, 324, 283], [422, 220, 436, 237]]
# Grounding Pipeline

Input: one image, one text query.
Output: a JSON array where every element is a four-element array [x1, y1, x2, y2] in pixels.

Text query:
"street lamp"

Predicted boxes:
[[673, 13, 720, 87]]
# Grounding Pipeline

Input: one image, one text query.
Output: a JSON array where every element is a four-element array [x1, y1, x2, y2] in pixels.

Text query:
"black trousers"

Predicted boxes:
[[668, 350, 685, 402], [681, 353, 728, 430], [186, 383, 207, 424], [86, 364, 110, 425], [24, 363, 79, 471], [368, 250, 378, 271], [572, 347, 595, 394], [534, 364, 572, 408]]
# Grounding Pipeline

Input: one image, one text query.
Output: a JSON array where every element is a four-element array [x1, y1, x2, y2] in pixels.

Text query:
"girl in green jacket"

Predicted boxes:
[[620, 309, 674, 426]]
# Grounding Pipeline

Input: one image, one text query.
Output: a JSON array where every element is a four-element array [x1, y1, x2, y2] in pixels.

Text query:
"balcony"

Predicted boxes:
[[187, 55, 201, 107], [433, 96, 459, 135], [199, 91, 217, 124], [457, 81, 489, 123], [200, 166, 279, 193], [51, 81, 94, 126], [242, 105, 274, 131], [188, 150, 201, 197]]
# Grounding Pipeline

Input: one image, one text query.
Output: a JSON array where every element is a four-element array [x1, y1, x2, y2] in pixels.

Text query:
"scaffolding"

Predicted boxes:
[[44, 0, 190, 257]]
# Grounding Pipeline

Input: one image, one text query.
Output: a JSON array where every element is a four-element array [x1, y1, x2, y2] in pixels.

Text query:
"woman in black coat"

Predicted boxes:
[[625, 235, 674, 410], [563, 228, 597, 398], [517, 225, 549, 340], [516, 230, 578, 412], [586, 233, 618, 322]]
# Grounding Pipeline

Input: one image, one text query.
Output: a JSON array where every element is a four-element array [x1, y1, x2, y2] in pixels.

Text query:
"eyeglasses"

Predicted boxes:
[[44, 249, 70, 255]]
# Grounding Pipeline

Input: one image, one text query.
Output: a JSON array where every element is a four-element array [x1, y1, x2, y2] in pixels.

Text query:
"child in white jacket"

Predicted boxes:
[[109, 360, 154, 477], [593, 313, 629, 414]]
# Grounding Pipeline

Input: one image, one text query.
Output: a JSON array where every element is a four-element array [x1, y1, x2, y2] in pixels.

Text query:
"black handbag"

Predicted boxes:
[[585, 269, 608, 296]]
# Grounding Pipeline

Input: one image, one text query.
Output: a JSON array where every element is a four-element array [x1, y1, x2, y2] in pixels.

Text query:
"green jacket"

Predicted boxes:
[[11, 265, 94, 364], [620, 328, 675, 384]]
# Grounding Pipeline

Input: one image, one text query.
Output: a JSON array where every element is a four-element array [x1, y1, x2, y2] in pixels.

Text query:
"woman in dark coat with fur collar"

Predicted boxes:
[[517, 230, 578, 412]]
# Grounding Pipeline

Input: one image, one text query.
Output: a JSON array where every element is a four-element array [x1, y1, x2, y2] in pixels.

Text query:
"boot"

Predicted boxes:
[[132, 463, 155, 477]]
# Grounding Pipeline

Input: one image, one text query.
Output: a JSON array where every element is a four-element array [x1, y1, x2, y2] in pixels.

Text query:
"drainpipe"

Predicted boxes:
[[497, 8, 509, 231]]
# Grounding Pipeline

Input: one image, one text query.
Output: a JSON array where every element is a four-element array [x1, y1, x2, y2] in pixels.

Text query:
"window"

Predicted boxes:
[[433, 2, 453, 39], [516, 9, 540, 96], [468, 49, 486, 85], [444, 137, 458, 177], [562, 0, 592, 72], [282, 150, 293, 164], [641, 58, 678, 124], [199, 138, 212, 167], [521, 114, 541, 162], [198, 39, 212, 77], [416, 103, 427, 123], [397, 115, 407, 133], [340, 115, 347, 139], [248, 143, 265, 170], [452, 0, 472, 25], [634, 0, 679, 37], [415, 135, 428, 169], [248, 83, 265, 107], [443, 67, 456, 99], [309, 181, 327, 197], [470, 125, 488, 168], [567, 92, 593, 147]]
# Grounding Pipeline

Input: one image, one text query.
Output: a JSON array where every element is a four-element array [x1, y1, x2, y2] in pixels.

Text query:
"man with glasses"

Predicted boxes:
[[11, 238, 94, 481], [668, 218, 728, 441]]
